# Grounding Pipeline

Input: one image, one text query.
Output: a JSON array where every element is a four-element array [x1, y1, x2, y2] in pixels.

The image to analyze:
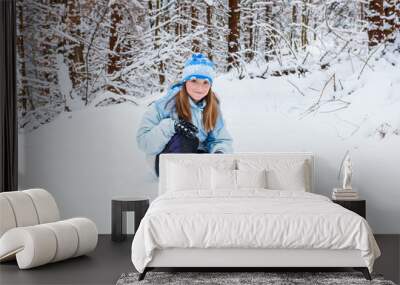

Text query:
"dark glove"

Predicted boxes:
[[174, 119, 198, 139]]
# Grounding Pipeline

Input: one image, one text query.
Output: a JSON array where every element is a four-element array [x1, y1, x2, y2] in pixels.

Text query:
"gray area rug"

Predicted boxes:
[[116, 271, 396, 285]]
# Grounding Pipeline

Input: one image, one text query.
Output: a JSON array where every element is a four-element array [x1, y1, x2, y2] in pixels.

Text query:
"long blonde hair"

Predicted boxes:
[[175, 83, 219, 132]]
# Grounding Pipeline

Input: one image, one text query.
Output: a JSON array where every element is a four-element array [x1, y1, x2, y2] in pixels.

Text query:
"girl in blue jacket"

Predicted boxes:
[[136, 53, 233, 176]]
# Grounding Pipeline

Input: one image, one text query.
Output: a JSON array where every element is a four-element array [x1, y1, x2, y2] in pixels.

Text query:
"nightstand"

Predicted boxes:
[[332, 199, 366, 219], [111, 197, 149, 242]]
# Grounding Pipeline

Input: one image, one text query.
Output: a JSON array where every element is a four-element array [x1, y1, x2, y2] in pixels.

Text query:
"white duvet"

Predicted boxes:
[[131, 190, 380, 273]]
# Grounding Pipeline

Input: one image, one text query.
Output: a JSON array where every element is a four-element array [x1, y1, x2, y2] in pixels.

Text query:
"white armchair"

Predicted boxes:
[[0, 188, 98, 269]]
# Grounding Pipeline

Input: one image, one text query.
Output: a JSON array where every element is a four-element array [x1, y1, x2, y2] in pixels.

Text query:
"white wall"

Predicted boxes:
[[18, 101, 400, 234]]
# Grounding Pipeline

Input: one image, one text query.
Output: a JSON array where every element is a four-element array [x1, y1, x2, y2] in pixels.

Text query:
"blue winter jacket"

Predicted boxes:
[[136, 83, 233, 160]]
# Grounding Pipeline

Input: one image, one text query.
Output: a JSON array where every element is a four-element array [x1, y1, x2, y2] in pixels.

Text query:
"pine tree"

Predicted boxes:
[[16, 0, 31, 113], [396, 0, 400, 32], [191, 4, 200, 53], [264, 1, 275, 62], [291, 1, 298, 51], [301, 0, 310, 49], [383, 0, 397, 42], [242, 1, 254, 62], [227, 0, 240, 71], [108, 3, 123, 76], [206, 3, 213, 60], [65, 0, 85, 90], [368, 0, 385, 46]]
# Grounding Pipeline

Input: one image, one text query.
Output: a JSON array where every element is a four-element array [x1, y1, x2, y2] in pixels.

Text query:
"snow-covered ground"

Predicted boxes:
[[19, 50, 400, 234]]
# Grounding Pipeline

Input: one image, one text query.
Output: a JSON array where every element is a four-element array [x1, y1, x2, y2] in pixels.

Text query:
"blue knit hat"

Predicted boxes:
[[181, 53, 216, 84]]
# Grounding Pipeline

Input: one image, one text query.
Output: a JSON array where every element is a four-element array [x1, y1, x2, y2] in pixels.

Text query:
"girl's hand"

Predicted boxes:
[[178, 119, 198, 133], [174, 119, 198, 139]]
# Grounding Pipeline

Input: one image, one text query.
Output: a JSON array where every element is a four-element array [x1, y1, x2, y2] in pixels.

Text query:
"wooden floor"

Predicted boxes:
[[0, 235, 398, 285]]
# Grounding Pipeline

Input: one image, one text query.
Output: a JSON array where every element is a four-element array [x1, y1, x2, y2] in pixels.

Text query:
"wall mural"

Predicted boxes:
[[16, 0, 400, 137]]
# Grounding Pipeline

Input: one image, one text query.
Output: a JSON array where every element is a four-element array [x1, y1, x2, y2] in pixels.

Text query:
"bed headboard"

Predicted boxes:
[[158, 152, 314, 196]]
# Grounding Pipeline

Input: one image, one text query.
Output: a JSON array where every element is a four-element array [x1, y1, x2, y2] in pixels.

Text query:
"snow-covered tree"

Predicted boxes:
[[367, 0, 400, 46], [227, 0, 240, 71], [383, 0, 397, 42]]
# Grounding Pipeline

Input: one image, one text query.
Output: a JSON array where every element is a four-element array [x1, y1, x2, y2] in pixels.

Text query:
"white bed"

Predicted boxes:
[[131, 153, 380, 280]]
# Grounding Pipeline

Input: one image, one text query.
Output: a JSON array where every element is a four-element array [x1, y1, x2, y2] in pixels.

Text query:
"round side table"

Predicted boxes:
[[111, 197, 149, 242]]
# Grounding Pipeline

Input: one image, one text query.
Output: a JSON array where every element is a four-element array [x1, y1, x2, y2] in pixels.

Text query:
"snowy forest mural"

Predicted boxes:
[[17, 0, 400, 131], [17, 0, 400, 233]]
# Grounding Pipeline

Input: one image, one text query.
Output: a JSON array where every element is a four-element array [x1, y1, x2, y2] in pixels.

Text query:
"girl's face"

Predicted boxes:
[[185, 78, 211, 102]]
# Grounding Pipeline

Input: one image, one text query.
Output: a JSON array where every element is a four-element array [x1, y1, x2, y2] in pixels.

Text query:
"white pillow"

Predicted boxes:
[[236, 169, 268, 189], [211, 168, 268, 190], [211, 168, 236, 190], [167, 162, 212, 191], [238, 159, 309, 191]]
